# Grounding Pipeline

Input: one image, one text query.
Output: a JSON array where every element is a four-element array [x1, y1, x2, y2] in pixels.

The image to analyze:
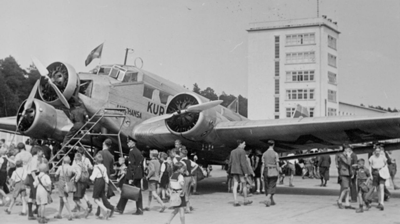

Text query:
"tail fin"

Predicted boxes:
[[292, 104, 309, 118]]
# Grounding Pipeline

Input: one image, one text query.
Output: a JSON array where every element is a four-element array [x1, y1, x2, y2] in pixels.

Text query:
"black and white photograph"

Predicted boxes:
[[0, 0, 399, 223]]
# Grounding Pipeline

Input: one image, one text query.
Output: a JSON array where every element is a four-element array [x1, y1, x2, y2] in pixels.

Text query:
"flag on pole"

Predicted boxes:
[[85, 43, 103, 66], [227, 98, 238, 113]]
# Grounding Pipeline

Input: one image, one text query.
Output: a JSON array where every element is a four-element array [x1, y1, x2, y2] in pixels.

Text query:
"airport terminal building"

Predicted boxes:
[[247, 17, 340, 120]]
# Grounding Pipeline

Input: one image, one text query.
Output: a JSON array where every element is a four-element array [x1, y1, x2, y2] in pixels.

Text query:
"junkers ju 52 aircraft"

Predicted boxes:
[[1, 59, 400, 164]]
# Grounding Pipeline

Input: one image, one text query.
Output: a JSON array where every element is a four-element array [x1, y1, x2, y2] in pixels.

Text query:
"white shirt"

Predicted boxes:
[[90, 164, 109, 183], [34, 172, 51, 188], [369, 155, 387, 169], [287, 153, 298, 165], [28, 155, 41, 174], [170, 174, 184, 190], [11, 167, 27, 183], [15, 150, 32, 169], [160, 162, 166, 173]]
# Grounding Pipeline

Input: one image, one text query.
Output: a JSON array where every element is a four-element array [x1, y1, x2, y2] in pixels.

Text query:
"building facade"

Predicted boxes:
[[248, 17, 339, 120]]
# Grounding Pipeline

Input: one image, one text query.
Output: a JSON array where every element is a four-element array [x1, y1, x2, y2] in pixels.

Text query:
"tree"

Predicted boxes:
[[193, 83, 201, 94], [218, 93, 236, 107], [0, 71, 20, 117], [199, 87, 218, 101]]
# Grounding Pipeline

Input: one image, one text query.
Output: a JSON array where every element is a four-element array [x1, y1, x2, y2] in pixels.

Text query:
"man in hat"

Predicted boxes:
[[115, 138, 144, 215]]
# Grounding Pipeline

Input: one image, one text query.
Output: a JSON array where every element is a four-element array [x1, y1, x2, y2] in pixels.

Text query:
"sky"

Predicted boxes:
[[1, 0, 400, 109]]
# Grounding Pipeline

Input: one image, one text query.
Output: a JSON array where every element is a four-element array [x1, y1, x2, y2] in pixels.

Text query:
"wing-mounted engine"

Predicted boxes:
[[16, 99, 71, 141], [38, 62, 79, 107], [165, 93, 217, 141]]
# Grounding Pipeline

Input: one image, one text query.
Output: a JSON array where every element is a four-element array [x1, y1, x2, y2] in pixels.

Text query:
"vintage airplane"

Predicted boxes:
[[1, 59, 400, 164]]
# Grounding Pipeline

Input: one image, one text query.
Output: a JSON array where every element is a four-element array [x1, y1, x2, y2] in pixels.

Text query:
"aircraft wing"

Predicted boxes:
[[214, 113, 400, 151], [0, 116, 17, 134]]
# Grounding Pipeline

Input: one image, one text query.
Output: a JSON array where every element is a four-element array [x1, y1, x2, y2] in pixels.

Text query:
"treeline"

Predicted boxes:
[[0, 56, 40, 117], [192, 83, 248, 117], [360, 104, 399, 113]]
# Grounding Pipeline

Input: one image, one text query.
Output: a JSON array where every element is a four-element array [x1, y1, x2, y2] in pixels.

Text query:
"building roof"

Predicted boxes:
[[248, 17, 340, 34], [339, 102, 387, 113]]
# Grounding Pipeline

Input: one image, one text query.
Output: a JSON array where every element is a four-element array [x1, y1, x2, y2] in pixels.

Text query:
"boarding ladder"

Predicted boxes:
[[49, 107, 128, 172]]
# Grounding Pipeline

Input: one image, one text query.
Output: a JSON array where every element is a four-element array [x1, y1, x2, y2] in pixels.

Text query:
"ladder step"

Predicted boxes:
[[102, 115, 127, 118]]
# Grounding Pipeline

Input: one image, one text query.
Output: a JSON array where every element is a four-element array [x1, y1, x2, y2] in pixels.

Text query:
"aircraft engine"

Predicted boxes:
[[16, 99, 70, 141], [165, 93, 217, 141], [38, 62, 80, 107]]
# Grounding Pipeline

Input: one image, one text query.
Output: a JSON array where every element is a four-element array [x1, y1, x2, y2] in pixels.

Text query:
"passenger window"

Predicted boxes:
[[143, 85, 154, 99], [152, 90, 161, 103], [159, 91, 170, 105]]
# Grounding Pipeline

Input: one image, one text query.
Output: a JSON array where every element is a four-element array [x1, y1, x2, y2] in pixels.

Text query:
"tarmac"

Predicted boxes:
[[1, 166, 399, 224]]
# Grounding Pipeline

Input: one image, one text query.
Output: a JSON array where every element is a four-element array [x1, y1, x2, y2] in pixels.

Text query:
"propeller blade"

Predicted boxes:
[[24, 79, 40, 111], [186, 100, 223, 113], [47, 80, 70, 109], [32, 58, 49, 77], [141, 113, 175, 124]]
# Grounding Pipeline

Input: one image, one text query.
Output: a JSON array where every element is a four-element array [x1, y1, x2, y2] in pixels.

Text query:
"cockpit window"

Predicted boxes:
[[109, 68, 119, 79], [122, 72, 138, 83]]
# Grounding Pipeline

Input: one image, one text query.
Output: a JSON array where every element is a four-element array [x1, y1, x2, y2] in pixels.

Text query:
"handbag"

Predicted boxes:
[[121, 184, 141, 201], [379, 165, 390, 179], [169, 191, 182, 207]]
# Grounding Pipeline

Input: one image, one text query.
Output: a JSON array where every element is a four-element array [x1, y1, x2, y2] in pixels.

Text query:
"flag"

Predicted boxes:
[[85, 43, 103, 66], [227, 98, 238, 113]]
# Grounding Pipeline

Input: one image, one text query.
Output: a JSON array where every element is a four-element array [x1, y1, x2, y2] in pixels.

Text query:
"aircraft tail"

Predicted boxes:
[[292, 104, 309, 118]]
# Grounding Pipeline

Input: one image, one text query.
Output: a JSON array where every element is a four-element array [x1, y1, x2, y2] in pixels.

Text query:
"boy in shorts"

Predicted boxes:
[[354, 159, 371, 213], [5, 160, 27, 215], [34, 163, 52, 223]]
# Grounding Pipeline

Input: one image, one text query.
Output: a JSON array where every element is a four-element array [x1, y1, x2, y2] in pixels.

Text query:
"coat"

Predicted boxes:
[[126, 147, 144, 180], [228, 147, 252, 175], [318, 155, 331, 168], [97, 149, 115, 177], [337, 153, 351, 177]]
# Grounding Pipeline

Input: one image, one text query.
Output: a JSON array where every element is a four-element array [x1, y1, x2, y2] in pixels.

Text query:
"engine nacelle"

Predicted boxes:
[[38, 62, 79, 107], [17, 99, 71, 141], [165, 93, 217, 141]]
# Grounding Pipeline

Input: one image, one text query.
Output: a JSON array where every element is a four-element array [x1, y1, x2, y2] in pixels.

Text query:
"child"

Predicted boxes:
[[71, 147, 93, 214], [355, 158, 371, 213], [90, 154, 111, 220], [116, 157, 127, 191], [159, 152, 171, 201], [34, 163, 52, 223], [54, 157, 75, 220], [72, 153, 89, 217], [166, 162, 186, 224], [145, 150, 166, 212], [5, 160, 27, 215]]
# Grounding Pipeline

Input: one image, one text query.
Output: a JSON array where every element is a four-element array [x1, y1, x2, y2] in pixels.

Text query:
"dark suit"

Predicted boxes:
[[349, 152, 358, 201], [116, 146, 144, 213], [318, 155, 331, 181]]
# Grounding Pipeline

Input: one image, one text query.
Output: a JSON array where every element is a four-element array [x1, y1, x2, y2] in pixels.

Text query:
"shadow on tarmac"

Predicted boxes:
[[197, 176, 400, 198]]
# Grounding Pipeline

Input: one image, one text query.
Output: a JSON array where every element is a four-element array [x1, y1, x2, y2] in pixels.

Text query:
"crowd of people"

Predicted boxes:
[[0, 136, 398, 224], [0, 138, 202, 224]]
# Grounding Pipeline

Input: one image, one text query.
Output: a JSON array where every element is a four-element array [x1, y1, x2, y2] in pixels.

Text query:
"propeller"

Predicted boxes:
[[142, 100, 223, 124], [32, 58, 70, 109]]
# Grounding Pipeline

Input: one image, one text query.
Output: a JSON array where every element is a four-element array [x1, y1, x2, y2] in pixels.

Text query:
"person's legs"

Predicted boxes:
[[378, 183, 384, 205], [356, 191, 364, 213], [179, 207, 185, 224], [289, 174, 294, 187], [242, 182, 248, 202], [232, 177, 239, 204], [146, 191, 152, 209], [62, 196, 73, 218], [133, 179, 143, 213], [166, 208, 179, 224], [256, 178, 261, 192]]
